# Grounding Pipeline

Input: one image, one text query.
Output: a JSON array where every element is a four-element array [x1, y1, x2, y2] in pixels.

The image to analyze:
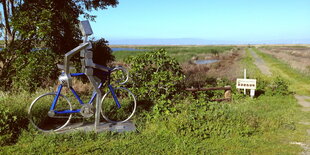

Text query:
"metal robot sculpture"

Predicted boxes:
[[62, 20, 106, 131]]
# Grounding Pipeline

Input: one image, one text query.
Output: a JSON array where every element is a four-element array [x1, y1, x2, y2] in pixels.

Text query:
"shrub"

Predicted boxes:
[[210, 49, 219, 56], [0, 102, 28, 146], [125, 49, 184, 103], [12, 49, 58, 92], [236, 76, 291, 97], [0, 104, 17, 146], [254, 76, 270, 97], [91, 38, 115, 66], [266, 76, 291, 96]]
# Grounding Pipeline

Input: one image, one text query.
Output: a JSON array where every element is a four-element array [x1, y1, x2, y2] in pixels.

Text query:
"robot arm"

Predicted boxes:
[[61, 20, 93, 87], [64, 42, 89, 75]]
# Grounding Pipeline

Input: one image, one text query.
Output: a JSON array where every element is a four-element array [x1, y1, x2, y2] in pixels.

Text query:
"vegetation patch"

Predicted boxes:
[[254, 48, 310, 95], [0, 47, 308, 154], [113, 46, 235, 63]]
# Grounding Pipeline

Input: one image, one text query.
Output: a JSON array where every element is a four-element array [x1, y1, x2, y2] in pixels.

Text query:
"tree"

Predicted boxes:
[[0, 0, 16, 46], [0, 0, 118, 90], [1, 0, 118, 53]]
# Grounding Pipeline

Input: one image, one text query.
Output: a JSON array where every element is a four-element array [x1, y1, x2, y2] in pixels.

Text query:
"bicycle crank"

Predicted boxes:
[[80, 104, 95, 118]]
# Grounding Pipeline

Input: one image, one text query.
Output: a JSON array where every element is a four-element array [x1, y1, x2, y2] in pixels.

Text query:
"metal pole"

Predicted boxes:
[[95, 91, 101, 131], [87, 76, 101, 132], [244, 69, 246, 95]]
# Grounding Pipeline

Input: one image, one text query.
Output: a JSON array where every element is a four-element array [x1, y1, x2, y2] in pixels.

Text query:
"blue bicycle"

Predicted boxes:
[[28, 65, 136, 132]]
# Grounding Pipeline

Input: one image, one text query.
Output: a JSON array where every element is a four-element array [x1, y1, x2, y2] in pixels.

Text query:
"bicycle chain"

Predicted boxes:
[[48, 104, 96, 119]]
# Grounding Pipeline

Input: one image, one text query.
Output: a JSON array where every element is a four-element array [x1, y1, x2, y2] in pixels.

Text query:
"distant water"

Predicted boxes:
[[194, 59, 219, 65], [111, 48, 145, 52]]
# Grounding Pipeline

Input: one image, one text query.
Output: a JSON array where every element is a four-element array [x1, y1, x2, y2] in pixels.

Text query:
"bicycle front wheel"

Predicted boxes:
[[28, 93, 72, 132], [101, 87, 136, 123]]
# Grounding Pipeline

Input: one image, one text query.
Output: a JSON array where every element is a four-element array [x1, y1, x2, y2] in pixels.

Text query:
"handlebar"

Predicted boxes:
[[89, 64, 129, 85], [111, 66, 129, 85]]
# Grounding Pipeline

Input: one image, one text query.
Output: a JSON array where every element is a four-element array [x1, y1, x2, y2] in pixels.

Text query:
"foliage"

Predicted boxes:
[[0, 92, 30, 146], [1, 41, 38, 90], [0, 104, 17, 146], [12, 49, 58, 92], [1, 0, 119, 53], [91, 38, 115, 66], [0, 46, 307, 154], [124, 49, 184, 103], [266, 76, 291, 96], [0, 48, 16, 90], [0, 38, 60, 91], [210, 49, 220, 56], [0, 0, 118, 91]]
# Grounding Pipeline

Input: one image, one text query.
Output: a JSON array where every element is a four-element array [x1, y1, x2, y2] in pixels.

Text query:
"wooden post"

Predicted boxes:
[[224, 86, 232, 101]]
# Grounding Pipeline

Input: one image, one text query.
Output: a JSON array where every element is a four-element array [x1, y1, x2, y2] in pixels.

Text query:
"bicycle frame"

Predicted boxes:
[[51, 72, 120, 115]]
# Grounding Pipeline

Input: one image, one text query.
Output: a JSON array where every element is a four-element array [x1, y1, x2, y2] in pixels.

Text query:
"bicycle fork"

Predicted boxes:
[[50, 84, 63, 111]]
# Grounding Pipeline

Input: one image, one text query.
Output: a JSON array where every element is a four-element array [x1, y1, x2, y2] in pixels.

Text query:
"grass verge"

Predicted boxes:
[[0, 94, 304, 154]]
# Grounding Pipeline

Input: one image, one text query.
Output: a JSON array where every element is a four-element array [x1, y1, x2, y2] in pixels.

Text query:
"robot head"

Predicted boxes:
[[79, 20, 93, 36]]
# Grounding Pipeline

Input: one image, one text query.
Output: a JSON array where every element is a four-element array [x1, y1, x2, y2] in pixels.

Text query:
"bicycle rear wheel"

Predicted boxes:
[[101, 87, 136, 123], [28, 93, 72, 132]]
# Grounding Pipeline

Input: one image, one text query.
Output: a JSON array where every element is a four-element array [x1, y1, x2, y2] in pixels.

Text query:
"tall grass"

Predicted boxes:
[[113, 46, 235, 63]]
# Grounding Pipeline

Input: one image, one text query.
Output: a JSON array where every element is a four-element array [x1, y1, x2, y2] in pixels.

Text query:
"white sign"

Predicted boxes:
[[236, 79, 257, 89]]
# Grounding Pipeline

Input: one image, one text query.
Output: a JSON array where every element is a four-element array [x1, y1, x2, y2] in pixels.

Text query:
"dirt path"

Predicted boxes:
[[295, 95, 310, 112], [294, 95, 310, 154], [250, 48, 310, 154], [249, 49, 272, 76]]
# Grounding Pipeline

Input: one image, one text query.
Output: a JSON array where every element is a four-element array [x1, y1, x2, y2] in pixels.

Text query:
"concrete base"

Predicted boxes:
[[56, 121, 136, 134]]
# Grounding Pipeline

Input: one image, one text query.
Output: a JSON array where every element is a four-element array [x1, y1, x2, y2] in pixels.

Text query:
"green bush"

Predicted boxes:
[[91, 38, 115, 66], [266, 76, 291, 95], [255, 76, 291, 96], [125, 49, 184, 103], [0, 92, 33, 146], [239, 76, 291, 97], [0, 102, 29, 146], [12, 49, 58, 92], [253, 76, 270, 96], [0, 104, 17, 146]]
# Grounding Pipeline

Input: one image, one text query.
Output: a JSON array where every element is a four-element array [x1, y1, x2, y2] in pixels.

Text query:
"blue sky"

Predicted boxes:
[[87, 0, 310, 44]]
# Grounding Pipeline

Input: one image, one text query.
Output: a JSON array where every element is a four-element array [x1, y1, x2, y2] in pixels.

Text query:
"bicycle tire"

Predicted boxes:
[[101, 87, 136, 123], [28, 93, 72, 132]]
